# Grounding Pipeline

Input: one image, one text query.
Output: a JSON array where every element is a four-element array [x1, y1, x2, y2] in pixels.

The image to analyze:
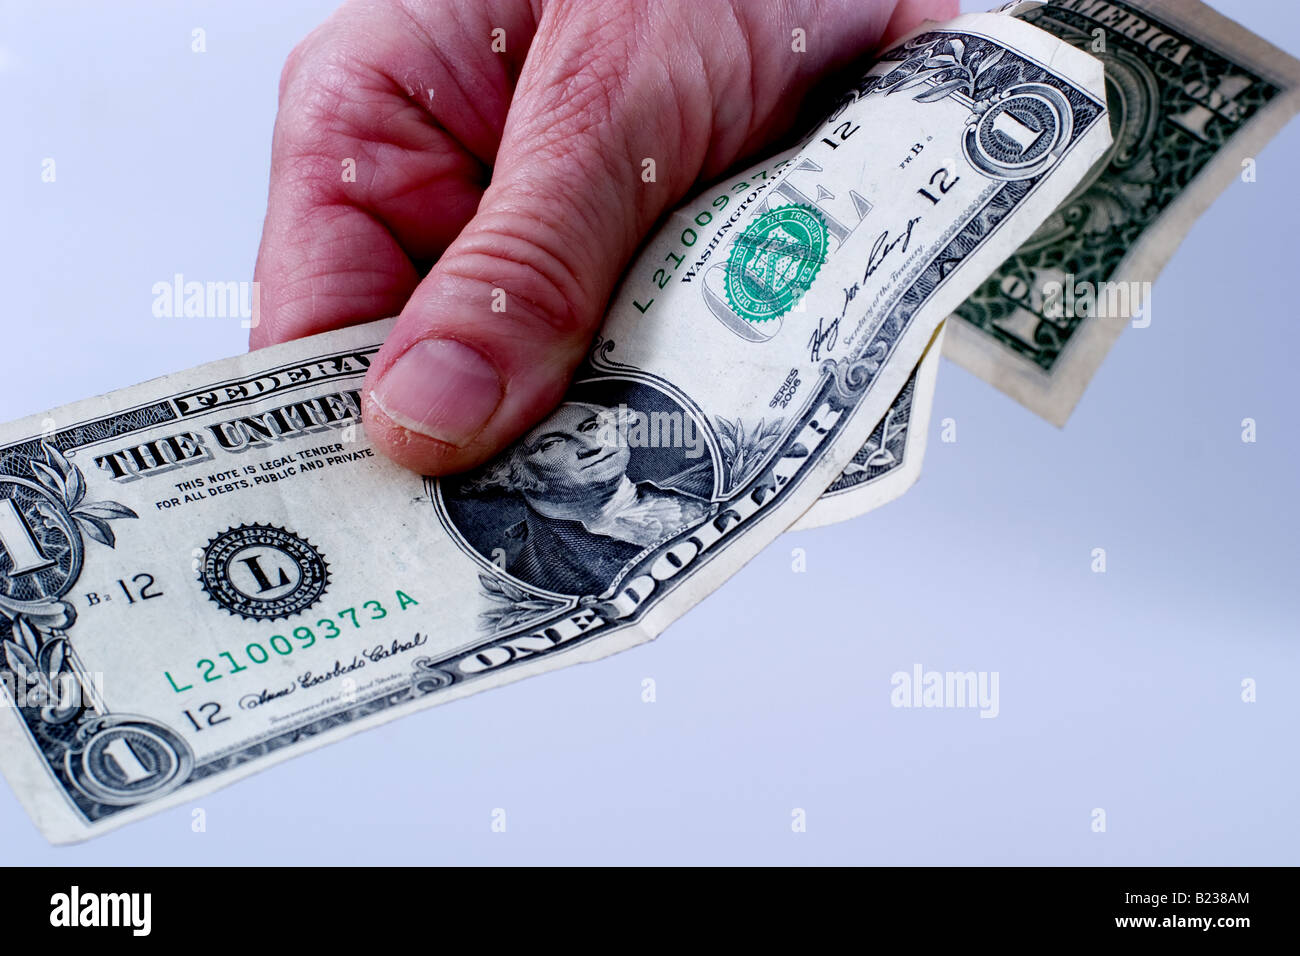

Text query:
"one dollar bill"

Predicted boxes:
[[0, 13, 1109, 841], [945, 0, 1300, 424]]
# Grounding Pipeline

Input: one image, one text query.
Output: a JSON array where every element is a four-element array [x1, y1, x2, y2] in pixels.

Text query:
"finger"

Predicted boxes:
[[880, 0, 961, 48], [250, 0, 538, 349], [361, 1, 717, 474], [362, 0, 925, 475]]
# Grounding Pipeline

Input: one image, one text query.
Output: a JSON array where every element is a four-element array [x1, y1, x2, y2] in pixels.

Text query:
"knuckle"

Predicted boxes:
[[279, 52, 357, 136], [270, 52, 372, 193], [278, 39, 309, 101], [442, 226, 593, 342]]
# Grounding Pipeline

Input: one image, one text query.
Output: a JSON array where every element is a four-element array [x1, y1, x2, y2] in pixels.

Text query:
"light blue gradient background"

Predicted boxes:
[[0, 0, 1295, 865]]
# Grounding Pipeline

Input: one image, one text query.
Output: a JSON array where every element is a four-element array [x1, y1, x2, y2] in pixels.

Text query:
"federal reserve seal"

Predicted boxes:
[[724, 204, 828, 323], [198, 523, 329, 621]]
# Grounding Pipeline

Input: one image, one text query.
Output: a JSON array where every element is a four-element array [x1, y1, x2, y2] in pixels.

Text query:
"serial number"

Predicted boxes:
[[164, 590, 419, 693], [631, 158, 793, 315]]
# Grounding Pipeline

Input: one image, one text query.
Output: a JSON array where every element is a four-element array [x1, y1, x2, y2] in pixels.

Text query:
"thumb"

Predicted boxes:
[[360, 0, 922, 475], [362, 4, 710, 475]]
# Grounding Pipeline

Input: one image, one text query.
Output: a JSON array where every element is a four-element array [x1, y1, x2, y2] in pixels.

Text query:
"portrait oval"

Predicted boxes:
[[437, 378, 718, 597]]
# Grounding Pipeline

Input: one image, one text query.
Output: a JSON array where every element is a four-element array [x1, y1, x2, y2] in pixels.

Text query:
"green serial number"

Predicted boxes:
[[165, 590, 419, 693], [631, 158, 793, 315]]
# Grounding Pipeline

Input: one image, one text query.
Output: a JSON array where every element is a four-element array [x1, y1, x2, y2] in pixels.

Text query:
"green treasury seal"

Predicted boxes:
[[724, 204, 828, 323]]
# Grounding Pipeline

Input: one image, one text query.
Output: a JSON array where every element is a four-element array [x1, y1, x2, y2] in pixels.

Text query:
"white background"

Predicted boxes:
[[0, 0, 1296, 863]]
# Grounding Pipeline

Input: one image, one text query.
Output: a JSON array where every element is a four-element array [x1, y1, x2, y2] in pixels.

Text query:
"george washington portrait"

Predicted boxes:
[[440, 383, 716, 595]]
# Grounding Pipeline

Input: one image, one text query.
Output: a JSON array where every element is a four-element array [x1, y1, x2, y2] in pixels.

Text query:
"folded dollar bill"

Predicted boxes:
[[0, 12, 1109, 841], [945, 0, 1300, 424]]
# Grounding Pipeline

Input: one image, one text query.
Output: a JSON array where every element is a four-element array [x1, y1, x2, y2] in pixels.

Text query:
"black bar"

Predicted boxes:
[[13, 865, 1286, 942]]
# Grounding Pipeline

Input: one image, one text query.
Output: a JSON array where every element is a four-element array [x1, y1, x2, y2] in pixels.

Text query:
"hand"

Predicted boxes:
[[253, 0, 958, 474]]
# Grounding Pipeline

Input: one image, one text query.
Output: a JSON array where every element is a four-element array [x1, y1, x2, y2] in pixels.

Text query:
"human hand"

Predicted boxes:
[[252, 0, 958, 474]]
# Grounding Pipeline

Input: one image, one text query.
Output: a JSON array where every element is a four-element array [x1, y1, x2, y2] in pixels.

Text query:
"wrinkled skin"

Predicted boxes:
[[253, 0, 959, 475]]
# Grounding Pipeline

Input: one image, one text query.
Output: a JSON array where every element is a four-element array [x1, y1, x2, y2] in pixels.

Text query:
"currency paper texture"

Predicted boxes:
[[0, 13, 1109, 841], [944, 0, 1300, 424]]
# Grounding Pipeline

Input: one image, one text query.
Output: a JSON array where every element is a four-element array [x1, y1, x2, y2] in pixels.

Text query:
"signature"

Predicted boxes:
[[363, 633, 429, 663], [299, 656, 367, 689], [807, 315, 840, 362], [239, 684, 296, 710], [864, 216, 922, 280]]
